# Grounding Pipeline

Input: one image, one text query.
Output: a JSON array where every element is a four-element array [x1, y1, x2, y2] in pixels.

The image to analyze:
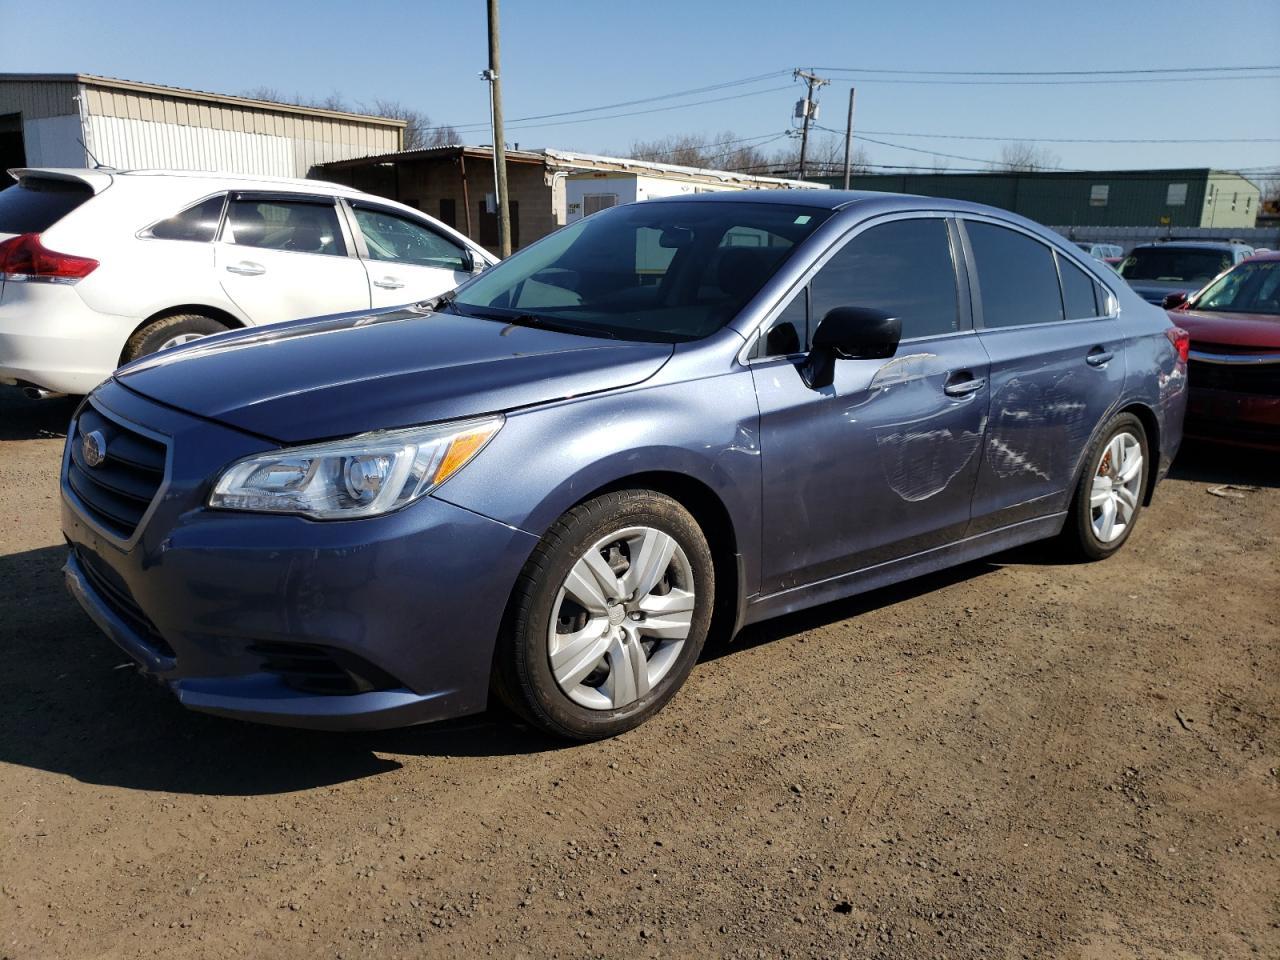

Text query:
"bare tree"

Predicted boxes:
[[367, 99, 459, 150], [765, 133, 870, 178], [238, 89, 456, 150], [624, 130, 870, 178], [990, 141, 1060, 172]]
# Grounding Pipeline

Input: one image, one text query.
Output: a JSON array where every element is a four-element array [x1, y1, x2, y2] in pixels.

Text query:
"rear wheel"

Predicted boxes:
[[1062, 413, 1149, 561], [493, 489, 714, 741], [122, 313, 230, 363]]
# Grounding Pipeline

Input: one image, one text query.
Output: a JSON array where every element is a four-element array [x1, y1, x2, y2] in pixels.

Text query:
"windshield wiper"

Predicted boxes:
[[454, 306, 618, 340], [422, 289, 458, 312]]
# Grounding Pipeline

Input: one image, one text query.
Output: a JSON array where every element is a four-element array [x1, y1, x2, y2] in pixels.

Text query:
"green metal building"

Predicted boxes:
[[812, 168, 1261, 229]]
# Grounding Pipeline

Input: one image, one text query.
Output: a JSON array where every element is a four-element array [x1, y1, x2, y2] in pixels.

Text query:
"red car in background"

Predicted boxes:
[[1165, 251, 1280, 450]]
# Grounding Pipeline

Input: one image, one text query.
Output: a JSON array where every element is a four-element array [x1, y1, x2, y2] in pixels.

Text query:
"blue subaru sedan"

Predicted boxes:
[[61, 192, 1188, 740]]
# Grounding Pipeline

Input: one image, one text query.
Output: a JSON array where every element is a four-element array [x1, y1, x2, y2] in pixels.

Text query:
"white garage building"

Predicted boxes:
[[0, 73, 404, 181]]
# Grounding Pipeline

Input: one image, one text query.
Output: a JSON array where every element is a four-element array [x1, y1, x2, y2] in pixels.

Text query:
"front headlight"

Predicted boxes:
[[209, 415, 503, 519]]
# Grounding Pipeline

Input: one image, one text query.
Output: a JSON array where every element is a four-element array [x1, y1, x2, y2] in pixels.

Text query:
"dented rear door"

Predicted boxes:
[[959, 218, 1126, 533]]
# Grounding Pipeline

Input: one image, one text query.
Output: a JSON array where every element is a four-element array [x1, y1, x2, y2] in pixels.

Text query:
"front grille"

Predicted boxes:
[[66, 405, 167, 539], [72, 546, 176, 659], [1188, 358, 1280, 397], [249, 642, 400, 696]]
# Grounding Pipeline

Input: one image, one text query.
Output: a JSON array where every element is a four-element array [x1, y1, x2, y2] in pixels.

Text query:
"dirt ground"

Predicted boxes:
[[0, 384, 1276, 960]]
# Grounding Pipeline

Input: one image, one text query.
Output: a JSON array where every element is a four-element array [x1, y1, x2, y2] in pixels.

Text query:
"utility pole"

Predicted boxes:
[[484, 0, 511, 257], [841, 86, 857, 190], [793, 69, 828, 181]]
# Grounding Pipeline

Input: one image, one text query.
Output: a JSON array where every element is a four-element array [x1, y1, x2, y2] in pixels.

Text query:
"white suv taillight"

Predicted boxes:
[[0, 233, 99, 283]]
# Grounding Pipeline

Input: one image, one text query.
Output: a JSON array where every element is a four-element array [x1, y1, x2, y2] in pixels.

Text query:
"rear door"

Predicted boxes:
[[752, 213, 990, 594], [959, 218, 1125, 533], [213, 193, 369, 327], [345, 201, 471, 307]]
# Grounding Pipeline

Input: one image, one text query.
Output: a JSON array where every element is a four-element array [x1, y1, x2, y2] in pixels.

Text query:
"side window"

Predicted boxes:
[[1057, 252, 1100, 320], [147, 195, 225, 242], [224, 199, 346, 257], [966, 221, 1064, 328], [810, 218, 960, 340], [759, 287, 807, 357], [353, 206, 467, 270]]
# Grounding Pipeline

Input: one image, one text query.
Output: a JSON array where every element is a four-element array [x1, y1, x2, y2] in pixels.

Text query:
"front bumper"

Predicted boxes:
[[61, 380, 539, 730], [0, 280, 138, 394]]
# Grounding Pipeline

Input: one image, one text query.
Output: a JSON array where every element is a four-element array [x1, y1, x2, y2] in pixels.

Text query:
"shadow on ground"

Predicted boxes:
[[0, 386, 78, 441], [1169, 438, 1277, 489], [0, 542, 1016, 795]]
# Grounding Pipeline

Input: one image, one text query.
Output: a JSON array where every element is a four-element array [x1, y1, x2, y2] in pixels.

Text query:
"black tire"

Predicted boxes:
[[493, 489, 714, 741], [1061, 412, 1150, 561], [122, 313, 230, 363]]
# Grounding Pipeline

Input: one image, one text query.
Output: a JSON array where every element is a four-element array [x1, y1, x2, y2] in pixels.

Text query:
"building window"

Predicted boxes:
[[478, 199, 520, 249], [1166, 183, 1187, 206], [583, 193, 619, 217], [1089, 185, 1109, 207], [438, 198, 456, 228]]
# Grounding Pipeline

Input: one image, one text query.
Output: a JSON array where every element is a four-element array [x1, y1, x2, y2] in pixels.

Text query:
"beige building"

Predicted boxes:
[[0, 73, 403, 180], [318, 146, 823, 254]]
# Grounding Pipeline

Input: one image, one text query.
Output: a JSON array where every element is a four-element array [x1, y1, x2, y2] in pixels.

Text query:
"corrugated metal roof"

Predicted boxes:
[[319, 144, 825, 188], [0, 73, 406, 127]]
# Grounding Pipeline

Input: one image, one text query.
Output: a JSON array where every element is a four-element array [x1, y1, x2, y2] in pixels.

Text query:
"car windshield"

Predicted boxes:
[[1119, 246, 1232, 284], [1191, 260, 1280, 315], [448, 201, 833, 342]]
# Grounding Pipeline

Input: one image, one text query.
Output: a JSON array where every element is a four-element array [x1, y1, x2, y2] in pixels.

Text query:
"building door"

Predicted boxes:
[[0, 114, 25, 188]]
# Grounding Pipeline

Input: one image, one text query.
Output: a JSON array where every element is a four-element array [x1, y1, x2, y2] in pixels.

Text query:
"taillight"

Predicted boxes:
[[1165, 326, 1190, 364], [0, 233, 99, 282]]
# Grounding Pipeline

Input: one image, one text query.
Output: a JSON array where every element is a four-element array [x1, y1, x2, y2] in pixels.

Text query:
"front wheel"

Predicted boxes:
[[493, 489, 714, 741], [1062, 413, 1149, 561]]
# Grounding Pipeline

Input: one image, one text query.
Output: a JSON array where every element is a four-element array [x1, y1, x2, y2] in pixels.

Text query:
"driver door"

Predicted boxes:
[[752, 215, 990, 595], [347, 202, 472, 307]]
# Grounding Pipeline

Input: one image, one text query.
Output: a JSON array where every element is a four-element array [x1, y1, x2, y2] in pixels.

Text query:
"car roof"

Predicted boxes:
[[634, 188, 1065, 221], [1244, 249, 1280, 261], [10, 166, 362, 197], [1130, 239, 1251, 251]]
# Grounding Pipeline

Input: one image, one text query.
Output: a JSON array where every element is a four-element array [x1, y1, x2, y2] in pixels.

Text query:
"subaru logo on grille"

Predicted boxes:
[[81, 430, 108, 468]]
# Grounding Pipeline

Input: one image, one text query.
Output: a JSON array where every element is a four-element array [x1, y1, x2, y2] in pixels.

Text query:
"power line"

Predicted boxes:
[[851, 130, 1280, 145], [445, 70, 790, 132], [807, 73, 1280, 86], [809, 63, 1280, 76], [459, 84, 794, 134]]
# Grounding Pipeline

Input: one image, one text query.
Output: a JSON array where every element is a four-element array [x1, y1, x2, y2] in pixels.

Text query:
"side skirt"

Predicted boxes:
[[742, 513, 1067, 626]]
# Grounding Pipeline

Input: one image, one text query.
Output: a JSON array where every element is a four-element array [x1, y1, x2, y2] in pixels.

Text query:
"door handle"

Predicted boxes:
[[1086, 348, 1115, 367], [943, 375, 986, 398], [225, 261, 265, 276], [372, 277, 405, 290]]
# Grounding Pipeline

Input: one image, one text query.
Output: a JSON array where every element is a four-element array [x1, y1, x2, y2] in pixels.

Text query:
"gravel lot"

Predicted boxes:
[[1, 384, 1276, 960]]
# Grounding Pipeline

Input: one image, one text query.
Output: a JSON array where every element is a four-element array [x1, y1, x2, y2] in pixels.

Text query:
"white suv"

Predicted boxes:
[[0, 168, 497, 396]]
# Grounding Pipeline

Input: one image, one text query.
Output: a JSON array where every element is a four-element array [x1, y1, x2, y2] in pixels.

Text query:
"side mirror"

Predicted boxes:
[[1162, 292, 1188, 310], [801, 307, 902, 389], [462, 248, 487, 275]]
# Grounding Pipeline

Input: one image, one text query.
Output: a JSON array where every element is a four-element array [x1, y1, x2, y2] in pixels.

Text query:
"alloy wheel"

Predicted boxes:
[[1090, 431, 1143, 543]]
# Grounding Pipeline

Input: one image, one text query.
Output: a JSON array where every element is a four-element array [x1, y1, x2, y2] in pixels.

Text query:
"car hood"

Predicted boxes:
[[1125, 279, 1201, 304], [115, 305, 674, 443], [1171, 308, 1280, 349]]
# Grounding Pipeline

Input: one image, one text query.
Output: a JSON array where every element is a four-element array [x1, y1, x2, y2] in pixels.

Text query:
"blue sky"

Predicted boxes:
[[4, 0, 1278, 178]]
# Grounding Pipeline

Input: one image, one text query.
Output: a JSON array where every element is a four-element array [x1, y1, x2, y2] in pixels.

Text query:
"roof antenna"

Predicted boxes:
[[72, 93, 108, 169], [78, 135, 107, 169]]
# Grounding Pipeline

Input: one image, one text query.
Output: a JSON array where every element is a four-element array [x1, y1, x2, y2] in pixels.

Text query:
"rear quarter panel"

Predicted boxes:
[[43, 178, 248, 328], [1115, 287, 1187, 486]]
